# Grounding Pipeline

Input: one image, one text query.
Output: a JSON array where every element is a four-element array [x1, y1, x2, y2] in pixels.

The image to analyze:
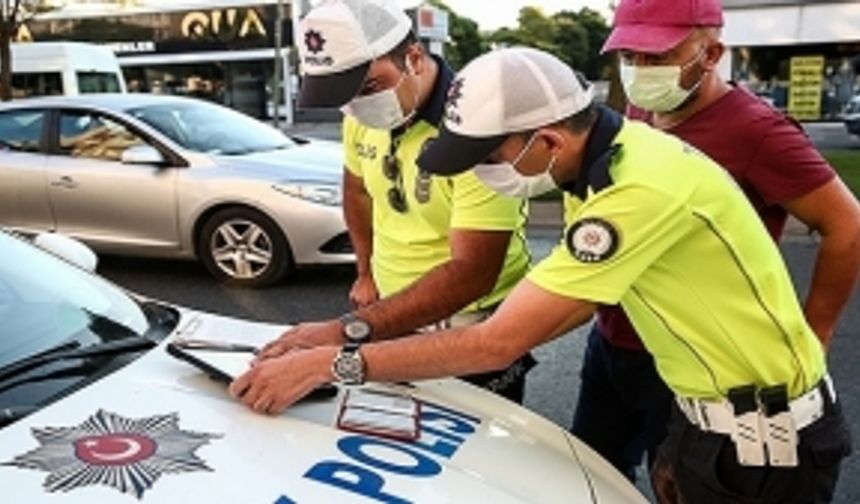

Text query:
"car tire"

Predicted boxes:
[[197, 207, 292, 288]]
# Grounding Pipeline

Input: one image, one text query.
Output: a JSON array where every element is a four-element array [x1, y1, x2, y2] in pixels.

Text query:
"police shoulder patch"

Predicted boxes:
[[566, 218, 619, 263]]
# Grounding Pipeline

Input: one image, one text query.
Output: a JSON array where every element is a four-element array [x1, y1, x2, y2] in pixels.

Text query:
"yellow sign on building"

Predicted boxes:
[[788, 56, 825, 121]]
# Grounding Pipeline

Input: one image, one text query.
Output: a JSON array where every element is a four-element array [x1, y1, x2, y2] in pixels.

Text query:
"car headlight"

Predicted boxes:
[[273, 182, 342, 206]]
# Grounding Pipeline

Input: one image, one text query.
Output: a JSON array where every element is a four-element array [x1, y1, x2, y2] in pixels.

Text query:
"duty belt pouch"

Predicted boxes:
[[760, 385, 799, 467], [729, 385, 766, 466]]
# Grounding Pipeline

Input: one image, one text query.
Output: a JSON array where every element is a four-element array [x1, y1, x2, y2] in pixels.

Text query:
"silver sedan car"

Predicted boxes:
[[0, 94, 354, 287]]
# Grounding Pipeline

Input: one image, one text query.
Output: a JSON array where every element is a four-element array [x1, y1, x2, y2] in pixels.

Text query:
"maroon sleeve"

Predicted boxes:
[[746, 115, 836, 205], [624, 104, 652, 122]]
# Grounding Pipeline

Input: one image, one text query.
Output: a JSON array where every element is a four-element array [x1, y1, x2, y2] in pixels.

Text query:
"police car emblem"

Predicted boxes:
[[566, 218, 619, 263], [3, 409, 221, 499]]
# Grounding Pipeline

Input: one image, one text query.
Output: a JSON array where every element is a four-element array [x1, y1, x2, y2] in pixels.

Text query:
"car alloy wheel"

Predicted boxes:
[[198, 207, 292, 288], [210, 219, 273, 280]]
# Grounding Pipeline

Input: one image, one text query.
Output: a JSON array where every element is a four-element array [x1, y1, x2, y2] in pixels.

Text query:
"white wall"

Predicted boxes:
[[723, 2, 860, 47]]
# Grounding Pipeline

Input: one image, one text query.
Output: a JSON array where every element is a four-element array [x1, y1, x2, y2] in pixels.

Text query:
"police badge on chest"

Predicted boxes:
[[415, 170, 432, 204]]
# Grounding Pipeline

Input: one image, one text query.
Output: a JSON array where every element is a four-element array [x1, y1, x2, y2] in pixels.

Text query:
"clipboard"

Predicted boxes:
[[166, 339, 338, 400], [166, 339, 257, 383]]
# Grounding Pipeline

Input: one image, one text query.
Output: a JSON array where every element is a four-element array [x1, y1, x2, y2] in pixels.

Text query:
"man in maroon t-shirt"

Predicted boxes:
[[574, 0, 860, 501]]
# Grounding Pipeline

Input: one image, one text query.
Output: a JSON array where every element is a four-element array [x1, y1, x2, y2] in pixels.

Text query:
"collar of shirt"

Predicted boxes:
[[564, 105, 624, 200], [391, 54, 453, 141]]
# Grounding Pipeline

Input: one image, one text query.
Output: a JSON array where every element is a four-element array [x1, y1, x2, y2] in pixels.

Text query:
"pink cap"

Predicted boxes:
[[601, 0, 723, 54]]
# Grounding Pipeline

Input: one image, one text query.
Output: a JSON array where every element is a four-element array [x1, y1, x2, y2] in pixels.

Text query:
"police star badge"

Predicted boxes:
[[3, 409, 221, 499], [566, 218, 620, 263], [304, 29, 327, 55]]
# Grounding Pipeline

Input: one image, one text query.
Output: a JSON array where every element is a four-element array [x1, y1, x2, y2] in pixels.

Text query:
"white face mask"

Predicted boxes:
[[620, 50, 706, 113], [473, 133, 558, 199], [342, 62, 419, 130]]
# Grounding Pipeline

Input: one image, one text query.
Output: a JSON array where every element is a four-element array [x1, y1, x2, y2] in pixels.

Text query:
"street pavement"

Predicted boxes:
[[803, 122, 860, 150], [97, 119, 859, 501]]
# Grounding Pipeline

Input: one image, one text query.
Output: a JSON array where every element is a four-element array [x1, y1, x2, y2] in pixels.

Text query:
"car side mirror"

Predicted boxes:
[[34, 233, 98, 272], [121, 145, 166, 166]]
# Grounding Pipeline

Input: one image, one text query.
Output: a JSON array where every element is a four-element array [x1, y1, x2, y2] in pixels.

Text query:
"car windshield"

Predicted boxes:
[[0, 232, 151, 370], [128, 101, 294, 156]]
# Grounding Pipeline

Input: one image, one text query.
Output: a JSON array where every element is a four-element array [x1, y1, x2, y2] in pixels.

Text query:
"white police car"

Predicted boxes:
[[0, 230, 646, 503]]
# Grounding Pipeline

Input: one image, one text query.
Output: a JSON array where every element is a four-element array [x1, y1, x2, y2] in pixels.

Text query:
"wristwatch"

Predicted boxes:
[[339, 313, 372, 343], [332, 343, 365, 385]]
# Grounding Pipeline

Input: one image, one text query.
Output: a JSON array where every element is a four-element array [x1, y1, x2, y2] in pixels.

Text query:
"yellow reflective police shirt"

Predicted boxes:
[[530, 110, 825, 400], [342, 64, 529, 312]]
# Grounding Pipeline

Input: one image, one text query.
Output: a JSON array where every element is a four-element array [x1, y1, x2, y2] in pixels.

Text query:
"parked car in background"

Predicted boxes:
[[0, 229, 646, 503], [0, 94, 353, 287], [10, 42, 126, 98], [844, 94, 860, 137]]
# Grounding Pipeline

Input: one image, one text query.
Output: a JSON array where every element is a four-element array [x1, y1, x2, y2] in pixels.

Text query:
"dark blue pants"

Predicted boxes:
[[571, 325, 674, 482]]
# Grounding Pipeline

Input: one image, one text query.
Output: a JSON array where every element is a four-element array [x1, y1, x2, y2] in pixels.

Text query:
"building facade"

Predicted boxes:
[[20, 1, 288, 119], [722, 0, 860, 120], [18, 0, 450, 121]]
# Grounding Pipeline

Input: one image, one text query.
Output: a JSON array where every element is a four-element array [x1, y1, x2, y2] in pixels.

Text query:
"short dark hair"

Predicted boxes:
[[385, 31, 420, 71], [555, 101, 599, 134], [513, 101, 598, 142]]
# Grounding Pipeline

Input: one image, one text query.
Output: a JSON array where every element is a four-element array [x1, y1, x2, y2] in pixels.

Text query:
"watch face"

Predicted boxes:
[[334, 349, 364, 384], [343, 319, 371, 342], [335, 357, 362, 378]]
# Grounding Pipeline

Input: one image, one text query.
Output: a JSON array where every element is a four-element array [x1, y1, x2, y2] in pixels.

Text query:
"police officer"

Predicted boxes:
[[572, 0, 860, 488], [232, 48, 852, 503], [257, 0, 534, 402]]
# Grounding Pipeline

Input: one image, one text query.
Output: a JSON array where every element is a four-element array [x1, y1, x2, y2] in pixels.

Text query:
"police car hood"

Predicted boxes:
[[0, 310, 645, 504]]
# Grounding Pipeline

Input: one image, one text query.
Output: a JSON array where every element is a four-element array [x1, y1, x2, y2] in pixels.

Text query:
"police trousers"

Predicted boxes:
[[654, 392, 852, 504]]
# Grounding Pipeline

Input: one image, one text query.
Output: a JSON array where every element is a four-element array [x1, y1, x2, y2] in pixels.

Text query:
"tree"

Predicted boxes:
[[426, 0, 488, 70], [0, 0, 53, 101], [576, 8, 612, 79], [487, 6, 612, 81], [552, 11, 589, 72]]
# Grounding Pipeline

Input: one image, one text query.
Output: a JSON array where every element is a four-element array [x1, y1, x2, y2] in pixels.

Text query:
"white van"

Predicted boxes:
[[8, 42, 126, 98]]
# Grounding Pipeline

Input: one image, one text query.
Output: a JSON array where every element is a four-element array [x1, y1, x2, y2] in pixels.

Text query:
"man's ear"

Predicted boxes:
[[406, 44, 427, 75], [703, 42, 725, 71], [536, 128, 567, 154]]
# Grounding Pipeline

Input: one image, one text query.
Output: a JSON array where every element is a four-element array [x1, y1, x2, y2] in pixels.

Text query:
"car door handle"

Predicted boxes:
[[50, 176, 79, 189]]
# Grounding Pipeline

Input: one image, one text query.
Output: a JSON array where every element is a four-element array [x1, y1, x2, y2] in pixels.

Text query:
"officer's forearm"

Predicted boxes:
[[359, 280, 594, 382], [362, 324, 516, 383], [804, 219, 860, 347], [343, 170, 373, 276], [354, 230, 513, 341]]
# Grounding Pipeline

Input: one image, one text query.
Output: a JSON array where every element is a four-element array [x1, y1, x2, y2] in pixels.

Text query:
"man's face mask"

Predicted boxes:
[[473, 132, 558, 199], [343, 60, 420, 130], [620, 48, 707, 113]]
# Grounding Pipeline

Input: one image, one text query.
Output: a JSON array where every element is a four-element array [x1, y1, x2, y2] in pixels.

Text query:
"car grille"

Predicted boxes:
[[319, 233, 354, 254]]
